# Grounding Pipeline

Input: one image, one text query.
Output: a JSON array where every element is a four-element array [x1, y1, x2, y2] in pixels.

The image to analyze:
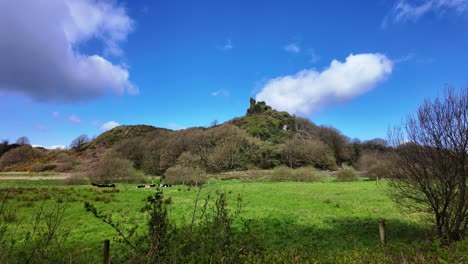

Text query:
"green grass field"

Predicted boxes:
[[0, 177, 432, 262]]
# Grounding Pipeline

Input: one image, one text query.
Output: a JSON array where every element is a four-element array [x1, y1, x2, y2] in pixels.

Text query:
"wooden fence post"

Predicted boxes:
[[379, 218, 386, 246], [103, 239, 110, 264]]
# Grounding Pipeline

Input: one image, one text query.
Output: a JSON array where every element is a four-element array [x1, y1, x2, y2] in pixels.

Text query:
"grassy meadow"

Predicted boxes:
[[0, 175, 440, 262]]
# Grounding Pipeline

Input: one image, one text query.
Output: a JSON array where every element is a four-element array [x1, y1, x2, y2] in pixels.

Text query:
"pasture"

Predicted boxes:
[[0, 176, 439, 262]]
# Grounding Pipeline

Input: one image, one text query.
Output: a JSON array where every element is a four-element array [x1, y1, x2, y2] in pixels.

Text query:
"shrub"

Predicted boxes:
[[270, 166, 320, 182], [335, 169, 359, 182], [54, 161, 74, 172], [30, 162, 56, 172], [89, 151, 145, 184], [64, 174, 89, 185], [0, 145, 43, 169], [281, 136, 336, 170], [94, 195, 112, 204], [164, 165, 206, 186], [30, 162, 47, 172], [358, 152, 393, 181]]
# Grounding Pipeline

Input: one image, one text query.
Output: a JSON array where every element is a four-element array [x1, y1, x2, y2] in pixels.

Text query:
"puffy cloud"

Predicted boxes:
[[285, 43, 300, 53], [383, 0, 468, 27], [33, 145, 67, 150], [100, 121, 120, 131], [68, 114, 82, 124], [255, 53, 393, 115], [0, 0, 137, 102]]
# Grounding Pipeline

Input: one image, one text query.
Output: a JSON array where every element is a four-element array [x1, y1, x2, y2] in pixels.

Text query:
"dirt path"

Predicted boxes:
[[0, 173, 71, 180]]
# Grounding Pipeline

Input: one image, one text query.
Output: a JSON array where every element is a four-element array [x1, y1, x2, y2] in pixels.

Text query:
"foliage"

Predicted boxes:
[[164, 165, 206, 186], [388, 88, 468, 242], [86, 186, 258, 263], [358, 151, 392, 180], [89, 151, 144, 183], [270, 166, 321, 182], [0, 141, 20, 158], [230, 99, 295, 143], [0, 192, 75, 263], [93, 125, 162, 146], [114, 137, 146, 169], [335, 169, 359, 182], [30, 162, 56, 172], [0, 145, 43, 170], [281, 135, 336, 169]]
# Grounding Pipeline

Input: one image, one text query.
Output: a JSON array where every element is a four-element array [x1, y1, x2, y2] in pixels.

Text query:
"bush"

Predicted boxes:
[[270, 166, 320, 182], [30, 162, 56, 172], [0, 145, 43, 170], [64, 174, 89, 185], [335, 169, 359, 182], [54, 161, 74, 172], [164, 165, 206, 186], [358, 152, 392, 181], [85, 188, 258, 264], [89, 151, 145, 184], [30, 162, 47, 172]]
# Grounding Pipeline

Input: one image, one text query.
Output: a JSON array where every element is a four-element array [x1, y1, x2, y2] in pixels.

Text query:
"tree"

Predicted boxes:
[[16, 136, 30, 145], [317, 126, 351, 164], [70, 134, 89, 150], [90, 151, 143, 183], [281, 135, 335, 169], [0, 145, 43, 169], [388, 88, 468, 242]]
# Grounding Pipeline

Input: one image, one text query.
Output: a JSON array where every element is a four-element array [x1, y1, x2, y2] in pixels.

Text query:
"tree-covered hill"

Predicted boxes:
[[0, 99, 389, 175]]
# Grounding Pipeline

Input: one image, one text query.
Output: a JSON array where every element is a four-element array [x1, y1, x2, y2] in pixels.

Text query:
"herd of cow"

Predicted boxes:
[[91, 183, 172, 188]]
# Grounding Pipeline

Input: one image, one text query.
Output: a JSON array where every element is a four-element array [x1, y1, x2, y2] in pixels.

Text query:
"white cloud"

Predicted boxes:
[[68, 114, 82, 124], [0, 0, 137, 102], [255, 53, 393, 115], [32, 144, 67, 150], [51, 145, 67, 150], [100, 121, 120, 131], [285, 43, 300, 53], [383, 0, 468, 27], [211, 89, 231, 97], [64, 0, 133, 56]]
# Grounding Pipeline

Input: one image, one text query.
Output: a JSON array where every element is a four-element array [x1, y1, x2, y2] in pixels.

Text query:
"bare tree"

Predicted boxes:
[[16, 136, 30, 145], [388, 88, 468, 242], [70, 134, 89, 150]]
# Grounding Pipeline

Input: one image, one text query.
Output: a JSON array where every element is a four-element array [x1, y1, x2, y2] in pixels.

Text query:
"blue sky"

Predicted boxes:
[[1, 0, 468, 148]]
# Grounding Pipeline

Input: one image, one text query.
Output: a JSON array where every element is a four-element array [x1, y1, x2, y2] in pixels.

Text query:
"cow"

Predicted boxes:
[[91, 183, 116, 188]]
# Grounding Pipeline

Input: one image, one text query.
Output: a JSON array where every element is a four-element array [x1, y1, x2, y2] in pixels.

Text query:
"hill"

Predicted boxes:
[[0, 99, 387, 175]]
